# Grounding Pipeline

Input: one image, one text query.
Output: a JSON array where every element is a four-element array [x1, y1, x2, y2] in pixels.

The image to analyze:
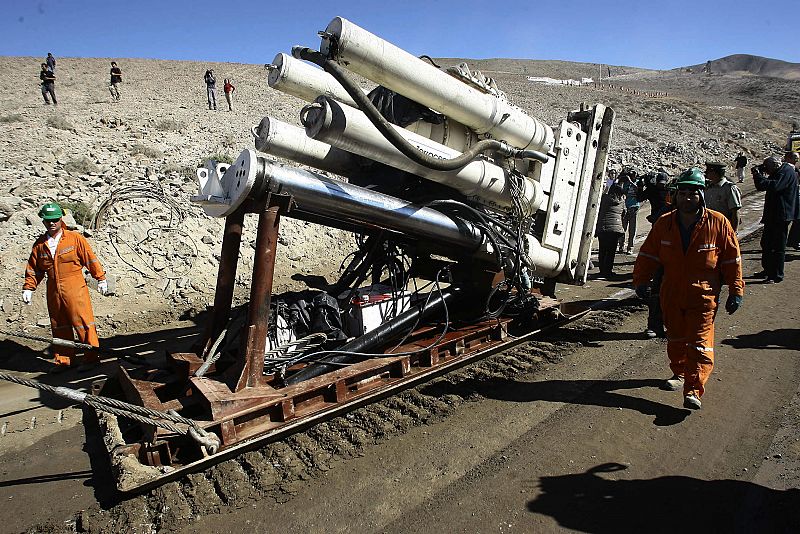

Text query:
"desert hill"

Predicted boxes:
[[684, 54, 800, 80]]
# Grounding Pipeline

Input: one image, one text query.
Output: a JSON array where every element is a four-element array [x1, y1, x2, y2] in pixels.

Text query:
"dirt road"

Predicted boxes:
[[3, 202, 800, 532]]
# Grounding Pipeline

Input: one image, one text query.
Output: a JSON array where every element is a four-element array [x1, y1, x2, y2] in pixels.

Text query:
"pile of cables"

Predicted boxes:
[[87, 178, 198, 280], [425, 194, 535, 319]]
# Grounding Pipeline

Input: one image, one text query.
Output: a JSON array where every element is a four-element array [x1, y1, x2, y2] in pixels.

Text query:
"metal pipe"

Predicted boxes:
[[235, 203, 280, 391], [252, 116, 358, 178], [302, 97, 543, 216], [253, 154, 486, 253], [203, 208, 245, 358], [285, 286, 462, 384], [319, 17, 554, 152], [266, 52, 361, 107]]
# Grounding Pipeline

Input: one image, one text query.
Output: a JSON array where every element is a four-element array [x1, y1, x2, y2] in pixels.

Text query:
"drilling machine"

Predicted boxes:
[[97, 17, 614, 492]]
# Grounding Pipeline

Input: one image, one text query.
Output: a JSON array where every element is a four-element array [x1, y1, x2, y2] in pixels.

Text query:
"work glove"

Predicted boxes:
[[21, 289, 32, 305], [634, 285, 651, 299], [97, 280, 108, 296], [725, 294, 742, 315]]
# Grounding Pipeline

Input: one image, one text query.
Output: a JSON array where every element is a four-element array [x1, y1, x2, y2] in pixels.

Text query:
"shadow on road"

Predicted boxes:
[[526, 462, 800, 533], [722, 329, 800, 351], [421, 377, 689, 426]]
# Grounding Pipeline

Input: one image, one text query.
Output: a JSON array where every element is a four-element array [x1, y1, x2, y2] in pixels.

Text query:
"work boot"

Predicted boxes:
[[661, 375, 683, 391], [683, 393, 702, 410]]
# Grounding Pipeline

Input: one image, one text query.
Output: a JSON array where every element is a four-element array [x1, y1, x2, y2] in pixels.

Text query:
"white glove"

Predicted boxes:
[[97, 280, 108, 296], [22, 290, 32, 305]]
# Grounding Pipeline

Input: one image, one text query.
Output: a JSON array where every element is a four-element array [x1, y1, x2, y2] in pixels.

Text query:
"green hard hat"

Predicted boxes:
[[38, 202, 64, 221], [675, 168, 706, 189]]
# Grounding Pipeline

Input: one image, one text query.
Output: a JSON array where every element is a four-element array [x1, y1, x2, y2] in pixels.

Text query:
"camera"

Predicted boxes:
[[752, 163, 765, 174]]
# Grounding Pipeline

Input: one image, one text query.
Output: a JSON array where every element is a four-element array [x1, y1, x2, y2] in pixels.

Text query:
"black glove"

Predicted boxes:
[[725, 294, 742, 315], [634, 285, 651, 299]]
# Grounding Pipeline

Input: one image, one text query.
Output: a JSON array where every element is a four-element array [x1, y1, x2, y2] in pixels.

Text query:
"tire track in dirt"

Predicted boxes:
[[28, 302, 641, 533]]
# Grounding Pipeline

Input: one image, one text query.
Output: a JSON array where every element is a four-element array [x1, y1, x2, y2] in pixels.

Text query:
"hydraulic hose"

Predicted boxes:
[[292, 47, 549, 170]]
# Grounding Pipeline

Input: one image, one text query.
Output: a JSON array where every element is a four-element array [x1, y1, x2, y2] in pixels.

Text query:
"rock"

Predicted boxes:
[[37, 318, 50, 327], [0, 196, 23, 222], [201, 235, 214, 245]]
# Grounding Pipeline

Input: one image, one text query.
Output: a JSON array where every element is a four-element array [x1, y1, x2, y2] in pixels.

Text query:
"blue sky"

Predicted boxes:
[[1, 0, 794, 69]]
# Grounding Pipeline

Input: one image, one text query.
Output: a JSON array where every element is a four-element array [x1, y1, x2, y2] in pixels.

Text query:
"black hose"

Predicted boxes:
[[292, 48, 548, 170]]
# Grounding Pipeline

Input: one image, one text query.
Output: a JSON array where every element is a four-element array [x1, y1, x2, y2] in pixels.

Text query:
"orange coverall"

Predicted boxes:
[[633, 209, 744, 398], [24, 225, 106, 365]]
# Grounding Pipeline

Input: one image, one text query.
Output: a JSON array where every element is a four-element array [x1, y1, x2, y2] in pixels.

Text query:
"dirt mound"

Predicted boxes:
[[683, 54, 800, 80]]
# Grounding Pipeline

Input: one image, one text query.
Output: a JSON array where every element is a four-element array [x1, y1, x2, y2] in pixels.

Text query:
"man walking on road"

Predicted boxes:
[[618, 170, 640, 254], [704, 161, 741, 231], [784, 152, 800, 250], [752, 156, 799, 283], [22, 203, 109, 371], [734, 152, 747, 183], [633, 168, 744, 410]]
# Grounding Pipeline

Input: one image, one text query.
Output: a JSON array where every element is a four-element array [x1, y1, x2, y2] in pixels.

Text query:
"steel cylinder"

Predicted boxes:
[[320, 17, 554, 152], [255, 154, 485, 252]]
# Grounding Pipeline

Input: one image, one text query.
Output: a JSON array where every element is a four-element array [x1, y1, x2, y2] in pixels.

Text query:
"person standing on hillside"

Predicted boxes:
[[204, 69, 217, 110], [223, 78, 235, 111], [46, 52, 56, 74], [633, 168, 744, 410], [752, 156, 799, 283], [734, 152, 747, 183], [39, 63, 56, 105], [22, 203, 109, 372], [109, 61, 122, 102], [704, 162, 741, 232], [782, 151, 800, 250]]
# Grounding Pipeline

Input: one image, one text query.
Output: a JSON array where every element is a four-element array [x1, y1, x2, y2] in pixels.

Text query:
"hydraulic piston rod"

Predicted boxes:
[[193, 150, 488, 254]]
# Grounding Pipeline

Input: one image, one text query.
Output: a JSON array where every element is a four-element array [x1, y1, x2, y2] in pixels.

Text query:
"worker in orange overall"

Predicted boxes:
[[633, 169, 744, 410], [22, 203, 108, 371]]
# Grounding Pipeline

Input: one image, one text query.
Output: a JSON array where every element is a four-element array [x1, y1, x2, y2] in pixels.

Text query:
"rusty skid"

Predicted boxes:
[[96, 193, 561, 493], [99, 303, 561, 494]]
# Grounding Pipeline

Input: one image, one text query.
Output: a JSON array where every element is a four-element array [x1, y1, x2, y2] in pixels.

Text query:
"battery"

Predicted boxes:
[[344, 285, 411, 336]]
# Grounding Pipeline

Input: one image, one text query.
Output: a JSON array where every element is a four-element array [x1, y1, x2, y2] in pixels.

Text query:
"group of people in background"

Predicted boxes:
[[203, 69, 236, 111], [38, 53, 236, 110]]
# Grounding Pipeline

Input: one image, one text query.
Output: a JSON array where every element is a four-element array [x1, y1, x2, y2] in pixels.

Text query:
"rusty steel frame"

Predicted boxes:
[[102, 193, 573, 493]]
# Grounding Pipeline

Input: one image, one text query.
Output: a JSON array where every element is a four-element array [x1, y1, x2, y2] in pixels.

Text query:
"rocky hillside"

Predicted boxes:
[[684, 54, 800, 80], [0, 53, 796, 334]]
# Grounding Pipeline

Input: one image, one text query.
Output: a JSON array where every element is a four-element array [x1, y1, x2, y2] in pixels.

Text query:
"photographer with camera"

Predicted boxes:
[[752, 156, 800, 283]]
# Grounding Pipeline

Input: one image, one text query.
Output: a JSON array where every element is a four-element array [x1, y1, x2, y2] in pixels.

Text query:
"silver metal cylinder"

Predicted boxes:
[[257, 155, 485, 252], [320, 17, 554, 152]]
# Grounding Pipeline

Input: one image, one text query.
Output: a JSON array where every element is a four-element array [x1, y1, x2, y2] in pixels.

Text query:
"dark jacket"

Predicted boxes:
[[754, 162, 800, 223], [596, 184, 625, 234]]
